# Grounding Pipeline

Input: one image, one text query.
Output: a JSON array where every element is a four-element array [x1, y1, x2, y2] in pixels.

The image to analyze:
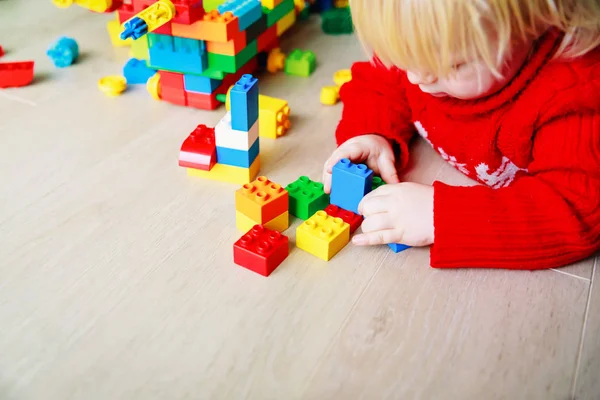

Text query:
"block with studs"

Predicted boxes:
[[296, 210, 350, 261]]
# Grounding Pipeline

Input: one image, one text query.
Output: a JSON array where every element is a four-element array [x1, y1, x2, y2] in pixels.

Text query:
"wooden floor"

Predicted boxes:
[[1, 3, 598, 399]]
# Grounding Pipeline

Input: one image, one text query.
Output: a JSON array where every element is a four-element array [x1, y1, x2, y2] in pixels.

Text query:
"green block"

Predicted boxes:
[[299, 6, 310, 20], [286, 176, 330, 220], [321, 7, 354, 35], [204, 0, 226, 12], [208, 40, 257, 73], [372, 176, 386, 191], [264, 0, 295, 27], [131, 35, 149, 60], [284, 49, 317, 77]]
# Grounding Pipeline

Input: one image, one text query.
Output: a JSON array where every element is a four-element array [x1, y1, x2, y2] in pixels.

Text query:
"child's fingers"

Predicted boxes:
[[377, 154, 400, 184], [352, 229, 400, 246], [357, 192, 390, 216], [322, 171, 332, 194], [361, 213, 394, 233]]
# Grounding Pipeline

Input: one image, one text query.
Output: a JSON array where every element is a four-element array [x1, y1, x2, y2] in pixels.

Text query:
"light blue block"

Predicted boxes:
[[148, 33, 207, 75], [218, 0, 263, 31], [216, 137, 259, 167], [330, 158, 374, 214], [230, 74, 259, 131], [183, 74, 222, 93]]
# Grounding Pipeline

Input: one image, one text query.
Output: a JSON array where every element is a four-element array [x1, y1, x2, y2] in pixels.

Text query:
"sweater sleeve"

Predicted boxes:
[[430, 113, 600, 269], [336, 59, 415, 169]]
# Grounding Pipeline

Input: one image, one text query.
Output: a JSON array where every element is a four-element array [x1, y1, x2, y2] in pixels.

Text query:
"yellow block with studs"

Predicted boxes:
[[187, 157, 260, 184], [276, 9, 297, 36], [236, 210, 289, 233], [225, 91, 291, 139], [296, 211, 350, 261]]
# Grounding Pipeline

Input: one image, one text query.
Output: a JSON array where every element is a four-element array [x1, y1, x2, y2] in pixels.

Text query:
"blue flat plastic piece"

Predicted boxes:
[[388, 243, 411, 253], [123, 58, 156, 84], [47, 36, 79, 68], [121, 17, 148, 40], [216, 137, 260, 167], [230, 74, 259, 131], [330, 158, 374, 214]]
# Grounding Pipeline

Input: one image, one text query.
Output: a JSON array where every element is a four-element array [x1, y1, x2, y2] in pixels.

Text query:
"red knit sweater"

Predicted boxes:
[[336, 30, 600, 269]]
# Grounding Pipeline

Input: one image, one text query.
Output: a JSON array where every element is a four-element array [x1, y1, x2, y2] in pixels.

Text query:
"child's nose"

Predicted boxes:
[[407, 70, 437, 85]]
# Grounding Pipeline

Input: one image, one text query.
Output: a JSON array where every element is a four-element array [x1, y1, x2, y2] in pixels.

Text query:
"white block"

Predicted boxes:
[[215, 111, 259, 151]]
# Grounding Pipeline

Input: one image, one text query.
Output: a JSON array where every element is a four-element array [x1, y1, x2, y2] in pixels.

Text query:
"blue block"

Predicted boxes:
[[218, 0, 263, 31], [123, 58, 156, 84], [330, 158, 374, 214], [216, 137, 260, 167], [148, 33, 207, 75], [388, 243, 411, 253], [230, 74, 259, 131], [47, 36, 79, 68], [183, 74, 222, 93]]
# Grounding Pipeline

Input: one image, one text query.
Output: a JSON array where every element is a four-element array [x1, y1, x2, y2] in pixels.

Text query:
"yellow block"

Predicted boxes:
[[259, 95, 291, 139], [261, 0, 283, 9], [276, 9, 297, 36], [53, 0, 112, 12], [333, 69, 352, 86], [294, 0, 305, 12], [187, 157, 260, 184], [107, 14, 132, 47], [236, 210, 289, 233], [124, 0, 176, 34], [320, 86, 340, 105], [129, 35, 149, 60], [334, 0, 348, 7], [267, 48, 286, 73], [296, 211, 350, 261]]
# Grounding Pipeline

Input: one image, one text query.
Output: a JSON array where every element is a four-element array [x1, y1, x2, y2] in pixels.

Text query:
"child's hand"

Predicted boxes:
[[322, 134, 400, 194], [353, 182, 434, 247]]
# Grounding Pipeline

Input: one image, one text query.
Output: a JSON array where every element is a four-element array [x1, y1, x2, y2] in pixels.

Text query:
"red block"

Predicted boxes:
[[234, 225, 289, 277], [0, 46, 4, 57], [324, 204, 363, 234], [257, 26, 278, 53], [158, 70, 184, 90], [186, 91, 221, 110], [160, 85, 187, 106], [178, 124, 216, 170], [0, 61, 34, 88]]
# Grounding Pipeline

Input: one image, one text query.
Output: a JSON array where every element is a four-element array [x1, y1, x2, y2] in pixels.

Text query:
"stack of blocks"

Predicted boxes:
[[179, 73, 261, 184], [112, 0, 302, 109], [235, 176, 289, 232]]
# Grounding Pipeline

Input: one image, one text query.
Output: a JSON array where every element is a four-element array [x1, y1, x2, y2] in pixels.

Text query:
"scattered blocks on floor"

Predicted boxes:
[[123, 58, 157, 84], [296, 210, 350, 261], [235, 176, 289, 225], [284, 49, 316, 77], [234, 224, 289, 276], [330, 158, 373, 214], [0, 61, 34, 88], [98, 75, 127, 96], [47, 36, 79, 68], [320, 85, 339, 105], [285, 176, 329, 220]]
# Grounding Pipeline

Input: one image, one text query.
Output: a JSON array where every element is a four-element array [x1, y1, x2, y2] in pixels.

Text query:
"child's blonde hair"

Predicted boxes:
[[350, 0, 600, 77]]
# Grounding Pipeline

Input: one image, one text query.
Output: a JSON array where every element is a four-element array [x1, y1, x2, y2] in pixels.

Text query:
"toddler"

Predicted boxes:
[[322, 0, 600, 269]]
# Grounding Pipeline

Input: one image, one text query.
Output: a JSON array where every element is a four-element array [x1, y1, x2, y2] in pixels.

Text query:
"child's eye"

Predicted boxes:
[[452, 63, 466, 70]]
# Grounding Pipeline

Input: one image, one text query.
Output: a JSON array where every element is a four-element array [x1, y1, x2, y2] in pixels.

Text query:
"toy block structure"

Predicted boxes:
[[235, 176, 289, 232], [324, 204, 362, 234], [0, 61, 35, 88], [234, 224, 289, 276], [179, 73, 261, 184], [296, 210, 350, 261], [225, 90, 291, 138], [285, 176, 329, 220], [329, 158, 373, 214]]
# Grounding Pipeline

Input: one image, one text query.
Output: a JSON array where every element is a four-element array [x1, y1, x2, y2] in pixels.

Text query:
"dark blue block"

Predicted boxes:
[[330, 158, 374, 214], [388, 243, 411, 253], [216, 137, 260, 167], [183, 74, 222, 93], [123, 58, 156, 84], [230, 74, 259, 131]]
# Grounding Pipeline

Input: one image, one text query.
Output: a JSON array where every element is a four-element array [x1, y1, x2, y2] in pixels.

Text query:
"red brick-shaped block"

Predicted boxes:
[[234, 225, 289, 277], [324, 204, 363, 234], [0, 61, 34, 88], [178, 124, 216, 170]]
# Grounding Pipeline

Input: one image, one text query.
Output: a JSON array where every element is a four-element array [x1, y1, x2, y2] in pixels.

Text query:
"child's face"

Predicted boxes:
[[405, 41, 532, 100]]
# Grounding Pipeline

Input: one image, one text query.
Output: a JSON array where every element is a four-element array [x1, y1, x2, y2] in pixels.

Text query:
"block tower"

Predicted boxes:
[[178, 73, 261, 184]]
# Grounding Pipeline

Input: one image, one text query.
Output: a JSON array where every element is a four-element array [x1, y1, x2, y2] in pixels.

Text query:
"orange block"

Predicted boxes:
[[172, 10, 240, 43], [206, 29, 247, 55], [235, 176, 289, 223]]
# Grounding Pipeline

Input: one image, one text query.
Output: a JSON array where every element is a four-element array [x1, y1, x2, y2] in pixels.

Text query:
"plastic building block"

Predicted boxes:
[[0, 61, 34, 88], [262, 0, 283, 9], [285, 176, 329, 220], [235, 176, 289, 223], [230, 73, 259, 131], [215, 112, 259, 150], [186, 90, 221, 109], [129, 34, 149, 59], [206, 29, 247, 55], [257, 25, 278, 52], [324, 204, 363, 234], [208, 39, 257, 73], [184, 73, 221, 93], [0, 46, 4, 57], [179, 124, 217, 170], [46, 37, 79, 68], [264, 0, 294, 26], [236, 210, 289, 233], [233, 225, 289, 277], [258, 95, 290, 138], [321, 6, 353, 34], [107, 16, 133, 47], [216, 136, 260, 167], [158, 70, 184, 89], [218, 0, 263, 31], [98, 75, 127, 96], [204, 0, 226, 11], [296, 211, 350, 261], [330, 158, 374, 214], [123, 58, 156, 84], [187, 155, 260, 184], [372, 176, 386, 191], [244, 14, 267, 43], [266, 48, 286, 73], [147, 73, 161, 99], [320, 85, 339, 105], [284, 49, 316, 77], [172, 11, 239, 43], [276, 9, 296, 35], [121, 0, 176, 40], [333, 68, 351, 86], [148, 34, 207, 75], [52, 0, 114, 12], [388, 243, 411, 253], [132, 0, 205, 25]]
